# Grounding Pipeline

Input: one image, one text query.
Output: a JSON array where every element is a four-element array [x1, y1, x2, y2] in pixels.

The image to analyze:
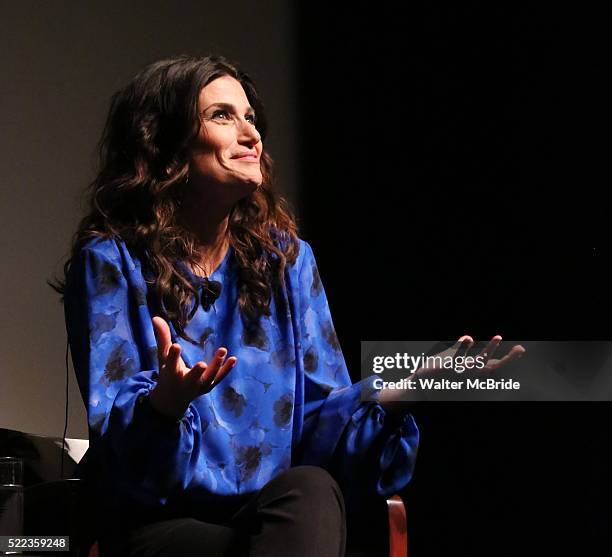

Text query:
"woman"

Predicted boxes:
[[54, 55, 519, 556], [51, 54, 417, 556]]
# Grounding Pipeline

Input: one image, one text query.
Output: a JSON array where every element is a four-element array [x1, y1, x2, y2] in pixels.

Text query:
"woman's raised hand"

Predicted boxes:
[[379, 335, 525, 406], [148, 316, 237, 419]]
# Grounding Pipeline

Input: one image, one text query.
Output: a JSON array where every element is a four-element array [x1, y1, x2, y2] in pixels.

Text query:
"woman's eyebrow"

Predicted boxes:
[[203, 102, 255, 115]]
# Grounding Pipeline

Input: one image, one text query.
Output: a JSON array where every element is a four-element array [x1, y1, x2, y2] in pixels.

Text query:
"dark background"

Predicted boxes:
[[297, 4, 610, 556]]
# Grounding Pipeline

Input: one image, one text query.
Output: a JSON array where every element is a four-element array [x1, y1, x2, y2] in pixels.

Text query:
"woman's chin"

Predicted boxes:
[[241, 177, 262, 193], [229, 178, 261, 200], [208, 174, 261, 201]]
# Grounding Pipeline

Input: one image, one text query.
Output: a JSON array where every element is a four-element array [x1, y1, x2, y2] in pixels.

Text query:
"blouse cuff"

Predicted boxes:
[[375, 411, 419, 497], [134, 392, 185, 428]]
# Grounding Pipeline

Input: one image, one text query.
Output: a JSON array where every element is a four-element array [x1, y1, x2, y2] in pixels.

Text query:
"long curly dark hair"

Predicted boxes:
[[50, 54, 299, 341]]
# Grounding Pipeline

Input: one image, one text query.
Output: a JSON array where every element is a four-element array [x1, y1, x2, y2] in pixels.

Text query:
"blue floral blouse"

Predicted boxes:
[[64, 235, 419, 521]]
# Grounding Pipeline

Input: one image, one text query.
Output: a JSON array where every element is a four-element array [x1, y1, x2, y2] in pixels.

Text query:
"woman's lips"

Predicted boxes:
[[233, 155, 259, 162]]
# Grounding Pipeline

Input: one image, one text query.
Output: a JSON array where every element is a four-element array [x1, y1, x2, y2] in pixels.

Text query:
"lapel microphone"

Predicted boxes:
[[199, 277, 222, 311]]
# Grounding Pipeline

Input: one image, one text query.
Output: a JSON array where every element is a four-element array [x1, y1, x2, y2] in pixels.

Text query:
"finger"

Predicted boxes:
[[480, 335, 503, 361], [449, 335, 473, 355], [455, 335, 474, 357], [195, 356, 238, 395], [428, 336, 474, 370], [186, 361, 209, 384], [452, 335, 473, 349], [152, 316, 173, 363], [194, 348, 229, 389], [197, 363, 218, 391], [209, 356, 237, 389], [487, 345, 526, 370], [166, 343, 183, 376], [207, 347, 228, 375]]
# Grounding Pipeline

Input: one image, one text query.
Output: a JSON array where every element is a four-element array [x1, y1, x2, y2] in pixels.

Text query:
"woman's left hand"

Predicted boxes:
[[378, 335, 526, 406]]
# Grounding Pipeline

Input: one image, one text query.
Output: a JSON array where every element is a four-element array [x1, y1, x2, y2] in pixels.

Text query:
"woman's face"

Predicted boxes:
[[189, 75, 263, 197]]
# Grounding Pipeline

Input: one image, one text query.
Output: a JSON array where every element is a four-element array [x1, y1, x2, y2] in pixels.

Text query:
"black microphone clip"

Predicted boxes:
[[200, 278, 222, 311]]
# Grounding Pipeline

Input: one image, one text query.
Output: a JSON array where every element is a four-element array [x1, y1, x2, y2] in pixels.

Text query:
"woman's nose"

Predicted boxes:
[[237, 118, 261, 145]]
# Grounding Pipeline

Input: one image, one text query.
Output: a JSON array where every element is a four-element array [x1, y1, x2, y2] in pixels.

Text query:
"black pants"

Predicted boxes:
[[98, 465, 348, 557]]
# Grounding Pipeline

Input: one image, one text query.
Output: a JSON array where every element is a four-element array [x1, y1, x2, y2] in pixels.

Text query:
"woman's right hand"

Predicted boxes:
[[148, 316, 237, 419]]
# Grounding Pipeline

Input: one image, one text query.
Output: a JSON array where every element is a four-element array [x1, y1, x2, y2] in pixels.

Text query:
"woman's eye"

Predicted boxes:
[[212, 110, 230, 120], [210, 110, 256, 126]]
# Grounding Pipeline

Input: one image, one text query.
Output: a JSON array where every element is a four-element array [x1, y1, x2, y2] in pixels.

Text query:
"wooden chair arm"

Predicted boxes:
[[387, 495, 408, 557]]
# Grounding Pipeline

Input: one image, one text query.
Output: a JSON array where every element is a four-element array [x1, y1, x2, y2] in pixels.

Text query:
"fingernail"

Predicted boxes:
[[218, 348, 227, 358]]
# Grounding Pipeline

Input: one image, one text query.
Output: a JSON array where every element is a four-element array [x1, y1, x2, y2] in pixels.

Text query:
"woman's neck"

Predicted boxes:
[[178, 193, 232, 277]]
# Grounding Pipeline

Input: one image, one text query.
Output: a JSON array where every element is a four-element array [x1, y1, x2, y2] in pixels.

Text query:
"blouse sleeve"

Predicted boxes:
[[64, 241, 204, 509], [294, 241, 419, 509]]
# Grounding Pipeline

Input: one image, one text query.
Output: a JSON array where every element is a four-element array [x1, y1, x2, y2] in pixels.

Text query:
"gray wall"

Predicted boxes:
[[0, 1, 299, 439]]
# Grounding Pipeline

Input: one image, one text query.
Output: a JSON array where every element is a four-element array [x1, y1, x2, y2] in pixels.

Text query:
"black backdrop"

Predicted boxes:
[[296, 4, 610, 556]]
